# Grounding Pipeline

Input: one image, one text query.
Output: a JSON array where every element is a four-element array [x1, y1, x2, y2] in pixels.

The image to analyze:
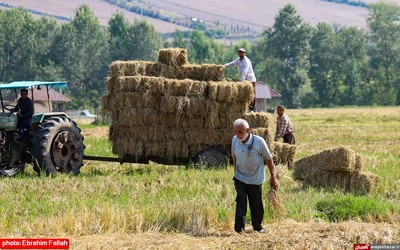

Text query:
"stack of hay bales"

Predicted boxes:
[[101, 48, 294, 165], [293, 146, 379, 194], [272, 142, 297, 169]]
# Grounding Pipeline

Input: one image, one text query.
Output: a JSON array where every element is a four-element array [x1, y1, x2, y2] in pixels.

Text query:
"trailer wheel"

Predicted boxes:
[[194, 147, 227, 168], [31, 116, 85, 175]]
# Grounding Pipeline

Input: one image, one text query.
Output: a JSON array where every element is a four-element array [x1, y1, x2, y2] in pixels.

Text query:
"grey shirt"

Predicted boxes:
[[231, 133, 273, 185]]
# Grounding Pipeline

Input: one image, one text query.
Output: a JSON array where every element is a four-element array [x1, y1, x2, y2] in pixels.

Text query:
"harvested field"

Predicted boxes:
[[71, 221, 400, 249]]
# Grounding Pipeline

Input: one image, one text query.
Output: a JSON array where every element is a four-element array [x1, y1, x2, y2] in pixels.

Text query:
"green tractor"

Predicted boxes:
[[0, 81, 85, 177]]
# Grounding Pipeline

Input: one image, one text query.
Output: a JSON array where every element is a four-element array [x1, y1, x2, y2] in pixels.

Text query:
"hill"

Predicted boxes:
[[1, 0, 396, 36]]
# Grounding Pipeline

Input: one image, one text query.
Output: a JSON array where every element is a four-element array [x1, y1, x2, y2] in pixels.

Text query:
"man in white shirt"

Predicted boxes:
[[224, 48, 257, 111]]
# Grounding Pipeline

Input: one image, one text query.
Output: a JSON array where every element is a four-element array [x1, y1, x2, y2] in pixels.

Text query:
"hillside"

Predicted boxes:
[[1, 0, 396, 35]]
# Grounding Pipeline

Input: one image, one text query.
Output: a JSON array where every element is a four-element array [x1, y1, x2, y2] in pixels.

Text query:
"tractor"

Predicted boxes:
[[0, 81, 85, 177]]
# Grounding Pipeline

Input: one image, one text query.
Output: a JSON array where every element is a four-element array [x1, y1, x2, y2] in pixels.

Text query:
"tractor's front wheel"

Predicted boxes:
[[31, 116, 85, 175]]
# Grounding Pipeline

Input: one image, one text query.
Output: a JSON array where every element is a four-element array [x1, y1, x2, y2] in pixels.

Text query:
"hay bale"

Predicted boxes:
[[188, 80, 207, 97], [216, 82, 238, 102], [164, 79, 193, 96], [349, 171, 380, 195], [235, 80, 255, 103], [142, 76, 165, 95], [183, 64, 203, 80], [244, 112, 274, 129], [271, 142, 296, 168], [158, 48, 188, 66], [179, 64, 224, 81], [144, 141, 166, 157], [201, 64, 225, 81], [185, 97, 207, 117], [146, 62, 163, 77], [160, 65, 186, 79], [165, 141, 189, 159], [204, 101, 219, 129], [110, 61, 152, 78], [294, 146, 359, 173], [101, 94, 111, 112], [293, 147, 379, 194]]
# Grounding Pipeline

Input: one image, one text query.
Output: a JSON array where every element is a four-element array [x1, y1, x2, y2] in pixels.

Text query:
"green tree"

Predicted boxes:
[[336, 27, 368, 105], [50, 5, 109, 109], [108, 12, 131, 61], [128, 20, 163, 60], [308, 23, 341, 107], [172, 29, 186, 48], [259, 4, 312, 108], [188, 29, 209, 63], [0, 8, 37, 82], [367, 2, 400, 105]]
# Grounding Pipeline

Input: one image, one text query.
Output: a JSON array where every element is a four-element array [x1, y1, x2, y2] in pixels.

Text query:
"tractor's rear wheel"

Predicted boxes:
[[194, 147, 228, 168], [31, 116, 85, 175]]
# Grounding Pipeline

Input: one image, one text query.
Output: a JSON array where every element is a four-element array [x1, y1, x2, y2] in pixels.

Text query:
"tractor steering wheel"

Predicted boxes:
[[3, 104, 16, 113]]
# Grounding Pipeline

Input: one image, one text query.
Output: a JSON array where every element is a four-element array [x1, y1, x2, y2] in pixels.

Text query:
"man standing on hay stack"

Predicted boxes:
[[224, 48, 257, 112], [274, 105, 296, 145], [232, 119, 279, 233]]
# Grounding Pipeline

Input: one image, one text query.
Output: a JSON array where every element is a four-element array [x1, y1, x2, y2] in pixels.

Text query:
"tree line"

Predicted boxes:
[[0, 3, 399, 109]]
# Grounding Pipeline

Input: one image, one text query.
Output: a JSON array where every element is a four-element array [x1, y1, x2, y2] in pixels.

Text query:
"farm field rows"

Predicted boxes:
[[1, 0, 390, 35], [1, 106, 399, 249]]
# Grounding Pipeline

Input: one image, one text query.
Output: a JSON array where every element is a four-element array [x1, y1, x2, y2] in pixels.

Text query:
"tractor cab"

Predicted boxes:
[[0, 81, 85, 177]]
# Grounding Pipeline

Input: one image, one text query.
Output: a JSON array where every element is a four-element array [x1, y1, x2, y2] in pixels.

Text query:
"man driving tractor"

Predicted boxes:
[[13, 88, 34, 138]]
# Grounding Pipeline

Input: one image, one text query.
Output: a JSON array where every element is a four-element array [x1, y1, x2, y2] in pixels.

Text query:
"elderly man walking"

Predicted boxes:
[[231, 118, 279, 233]]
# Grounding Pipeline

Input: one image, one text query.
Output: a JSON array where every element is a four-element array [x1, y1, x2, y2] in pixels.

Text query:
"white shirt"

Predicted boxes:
[[224, 56, 256, 82]]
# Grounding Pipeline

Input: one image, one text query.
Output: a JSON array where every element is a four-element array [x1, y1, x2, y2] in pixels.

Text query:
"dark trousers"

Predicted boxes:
[[249, 82, 256, 111], [283, 133, 296, 145], [234, 178, 264, 232], [17, 117, 31, 138]]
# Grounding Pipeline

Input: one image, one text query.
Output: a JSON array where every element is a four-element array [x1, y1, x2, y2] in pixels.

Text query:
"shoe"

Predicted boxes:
[[255, 228, 265, 233]]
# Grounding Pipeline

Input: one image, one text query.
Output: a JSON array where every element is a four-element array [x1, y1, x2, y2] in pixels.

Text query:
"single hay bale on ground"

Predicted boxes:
[[158, 48, 188, 66], [294, 146, 359, 173], [349, 171, 380, 195], [293, 147, 379, 194]]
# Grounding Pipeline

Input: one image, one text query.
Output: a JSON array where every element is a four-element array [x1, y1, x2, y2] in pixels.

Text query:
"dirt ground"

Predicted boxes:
[[70, 221, 400, 249]]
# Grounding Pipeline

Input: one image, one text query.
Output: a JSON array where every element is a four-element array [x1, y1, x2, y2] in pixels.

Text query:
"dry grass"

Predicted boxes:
[[70, 221, 400, 249], [3, 106, 399, 249]]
